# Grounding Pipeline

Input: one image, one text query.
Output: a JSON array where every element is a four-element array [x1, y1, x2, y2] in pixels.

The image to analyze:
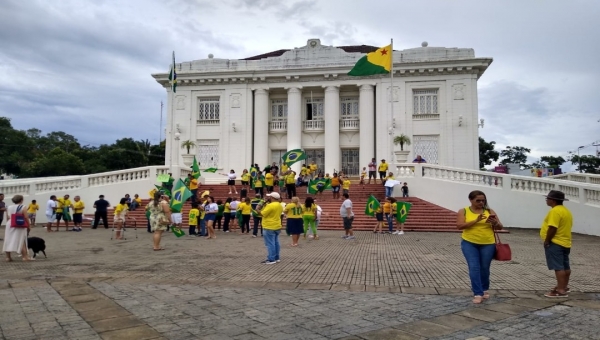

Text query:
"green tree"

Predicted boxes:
[[500, 146, 531, 169], [23, 148, 85, 177], [539, 156, 566, 169], [0, 118, 35, 175], [570, 155, 600, 174], [478, 137, 500, 169]]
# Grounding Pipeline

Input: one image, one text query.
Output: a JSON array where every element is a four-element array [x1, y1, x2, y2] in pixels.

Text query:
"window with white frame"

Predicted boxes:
[[413, 89, 438, 115], [198, 98, 220, 123], [271, 99, 288, 121], [305, 98, 323, 121], [340, 97, 359, 119]]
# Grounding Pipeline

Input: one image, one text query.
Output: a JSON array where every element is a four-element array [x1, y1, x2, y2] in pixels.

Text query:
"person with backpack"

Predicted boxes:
[[3, 195, 33, 262]]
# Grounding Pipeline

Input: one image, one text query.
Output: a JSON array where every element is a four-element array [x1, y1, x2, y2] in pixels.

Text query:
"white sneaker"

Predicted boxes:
[[398, 231, 404, 235], [392, 231, 399, 235]]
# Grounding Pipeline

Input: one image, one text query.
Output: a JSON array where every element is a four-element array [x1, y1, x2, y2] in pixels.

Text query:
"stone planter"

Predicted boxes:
[[181, 154, 195, 167], [394, 150, 410, 163]]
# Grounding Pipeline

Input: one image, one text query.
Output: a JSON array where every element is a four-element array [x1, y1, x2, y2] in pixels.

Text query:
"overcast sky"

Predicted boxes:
[[1, 0, 599, 169]]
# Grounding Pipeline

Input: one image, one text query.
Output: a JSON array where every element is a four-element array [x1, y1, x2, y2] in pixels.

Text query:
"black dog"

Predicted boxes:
[[27, 237, 46, 258]]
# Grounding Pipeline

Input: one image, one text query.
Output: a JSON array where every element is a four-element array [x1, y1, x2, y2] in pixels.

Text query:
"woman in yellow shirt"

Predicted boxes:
[[223, 197, 232, 232], [456, 190, 503, 304], [113, 198, 130, 240], [301, 197, 318, 240], [72, 196, 85, 232], [241, 169, 251, 191], [373, 198, 384, 233], [238, 198, 252, 234], [265, 171, 274, 194], [285, 171, 297, 199], [383, 197, 392, 233], [284, 197, 303, 246], [330, 173, 341, 200]]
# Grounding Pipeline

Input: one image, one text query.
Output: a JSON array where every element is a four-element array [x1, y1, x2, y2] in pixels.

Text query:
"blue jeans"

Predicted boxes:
[[385, 186, 393, 197], [253, 216, 262, 236], [263, 229, 281, 262], [461, 240, 496, 296], [386, 213, 394, 232], [199, 219, 206, 236]]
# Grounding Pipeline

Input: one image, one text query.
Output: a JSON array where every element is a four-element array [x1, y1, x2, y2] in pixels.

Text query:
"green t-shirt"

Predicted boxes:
[[217, 204, 225, 217]]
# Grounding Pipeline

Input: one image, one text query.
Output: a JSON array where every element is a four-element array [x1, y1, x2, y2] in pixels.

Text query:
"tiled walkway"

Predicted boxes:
[[1, 227, 599, 339]]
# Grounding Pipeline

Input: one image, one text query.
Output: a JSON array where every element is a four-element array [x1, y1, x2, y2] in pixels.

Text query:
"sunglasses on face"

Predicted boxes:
[[475, 199, 486, 203]]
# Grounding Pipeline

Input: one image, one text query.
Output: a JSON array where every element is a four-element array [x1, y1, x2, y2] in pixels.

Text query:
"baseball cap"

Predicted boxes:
[[266, 192, 281, 200]]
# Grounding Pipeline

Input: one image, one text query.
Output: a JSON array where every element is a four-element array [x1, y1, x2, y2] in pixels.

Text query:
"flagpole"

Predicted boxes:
[[389, 38, 395, 165], [159, 101, 163, 144], [169, 51, 176, 173]]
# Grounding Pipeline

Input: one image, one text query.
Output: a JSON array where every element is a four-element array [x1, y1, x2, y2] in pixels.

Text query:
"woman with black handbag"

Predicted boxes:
[[457, 190, 503, 304]]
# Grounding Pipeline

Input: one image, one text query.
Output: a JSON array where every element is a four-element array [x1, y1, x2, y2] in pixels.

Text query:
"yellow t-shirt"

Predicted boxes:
[[199, 200, 207, 218], [73, 201, 85, 214], [27, 204, 39, 214], [375, 205, 383, 214], [391, 202, 397, 214], [286, 173, 296, 184], [239, 202, 252, 215], [342, 180, 351, 190], [134, 197, 142, 204], [281, 164, 289, 174], [300, 167, 308, 175], [383, 202, 391, 214], [265, 173, 274, 186], [188, 208, 199, 226], [114, 204, 128, 216], [385, 175, 395, 181], [149, 189, 157, 198], [378, 163, 388, 172], [242, 173, 250, 182], [224, 202, 231, 213], [254, 177, 263, 188], [310, 164, 318, 173], [331, 177, 340, 186], [302, 204, 316, 217], [540, 205, 573, 248], [56, 198, 72, 213], [189, 179, 198, 190], [285, 203, 303, 218], [261, 202, 283, 230], [462, 207, 494, 245], [361, 171, 366, 179]]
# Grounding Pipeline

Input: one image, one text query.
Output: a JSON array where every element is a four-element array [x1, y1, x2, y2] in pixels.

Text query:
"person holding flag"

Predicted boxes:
[[186, 174, 198, 204], [282, 149, 307, 168], [170, 179, 193, 235], [394, 200, 411, 235]]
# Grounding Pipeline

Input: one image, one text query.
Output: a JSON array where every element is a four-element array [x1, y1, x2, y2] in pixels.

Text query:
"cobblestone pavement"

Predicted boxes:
[[1, 228, 599, 339]]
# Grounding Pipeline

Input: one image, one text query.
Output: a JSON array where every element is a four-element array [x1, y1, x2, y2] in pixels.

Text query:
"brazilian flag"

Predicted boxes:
[[307, 178, 331, 194], [155, 185, 171, 198], [191, 156, 201, 179], [171, 226, 185, 237], [396, 202, 412, 223], [170, 179, 192, 213], [282, 149, 306, 166], [203, 168, 218, 173], [62, 206, 72, 222], [364, 195, 381, 217], [249, 166, 259, 178]]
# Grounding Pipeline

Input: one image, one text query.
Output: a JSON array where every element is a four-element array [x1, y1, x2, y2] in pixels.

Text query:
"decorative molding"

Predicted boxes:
[[341, 131, 358, 143], [452, 84, 465, 100], [230, 94, 241, 108], [176, 95, 186, 110], [387, 86, 400, 102]]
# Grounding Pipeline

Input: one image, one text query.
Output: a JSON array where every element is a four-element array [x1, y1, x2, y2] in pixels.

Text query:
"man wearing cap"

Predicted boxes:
[[540, 190, 573, 298], [378, 159, 388, 184], [254, 192, 283, 265]]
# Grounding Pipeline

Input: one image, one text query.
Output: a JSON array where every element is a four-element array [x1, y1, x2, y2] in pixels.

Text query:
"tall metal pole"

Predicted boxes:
[[159, 101, 163, 143], [389, 38, 395, 163]]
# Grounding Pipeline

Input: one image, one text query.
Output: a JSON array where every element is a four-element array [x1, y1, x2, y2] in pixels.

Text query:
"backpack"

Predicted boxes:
[[10, 205, 29, 228]]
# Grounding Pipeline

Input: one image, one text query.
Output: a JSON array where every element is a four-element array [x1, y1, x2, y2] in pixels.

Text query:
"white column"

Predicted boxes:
[[253, 88, 269, 168], [359, 84, 375, 171], [324, 85, 340, 174], [286, 87, 303, 173]]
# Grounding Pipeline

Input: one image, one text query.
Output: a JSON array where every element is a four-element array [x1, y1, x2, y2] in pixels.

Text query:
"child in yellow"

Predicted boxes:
[[342, 177, 351, 195], [189, 203, 200, 236], [302, 197, 318, 240], [360, 167, 366, 188], [27, 200, 40, 226]]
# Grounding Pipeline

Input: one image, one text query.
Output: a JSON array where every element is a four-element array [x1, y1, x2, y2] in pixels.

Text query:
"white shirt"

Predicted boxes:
[[280, 202, 287, 216], [206, 203, 218, 213], [316, 205, 322, 220], [229, 200, 239, 211], [228, 173, 237, 180], [340, 199, 354, 218], [46, 200, 57, 215]]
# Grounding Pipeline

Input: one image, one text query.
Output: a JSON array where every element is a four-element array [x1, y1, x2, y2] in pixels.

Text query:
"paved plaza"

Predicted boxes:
[[1, 227, 599, 339]]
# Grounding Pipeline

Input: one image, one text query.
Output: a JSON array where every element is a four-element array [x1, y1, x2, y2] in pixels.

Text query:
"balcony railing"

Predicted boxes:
[[197, 119, 220, 125], [340, 118, 359, 131], [303, 120, 325, 132], [269, 120, 287, 133]]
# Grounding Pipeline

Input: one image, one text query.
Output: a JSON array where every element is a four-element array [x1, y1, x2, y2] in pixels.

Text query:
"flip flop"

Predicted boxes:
[[153, 248, 165, 251]]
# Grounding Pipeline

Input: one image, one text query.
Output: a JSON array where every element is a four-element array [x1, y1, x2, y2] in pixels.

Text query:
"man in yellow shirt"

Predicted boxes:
[[285, 171, 297, 199], [187, 174, 199, 204], [541, 190, 573, 298], [27, 200, 40, 226], [264, 171, 274, 194], [72, 196, 85, 232], [309, 161, 318, 180], [342, 177, 351, 196], [56, 194, 73, 231], [378, 159, 389, 184], [255, 192, 283, 264]]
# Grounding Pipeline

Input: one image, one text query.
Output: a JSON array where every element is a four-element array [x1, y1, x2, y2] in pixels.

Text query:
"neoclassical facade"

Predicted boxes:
[[153, 39, 492, 176]]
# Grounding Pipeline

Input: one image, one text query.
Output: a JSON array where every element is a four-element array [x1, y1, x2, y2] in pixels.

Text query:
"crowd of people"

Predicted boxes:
[[0, 156, 576, 304]]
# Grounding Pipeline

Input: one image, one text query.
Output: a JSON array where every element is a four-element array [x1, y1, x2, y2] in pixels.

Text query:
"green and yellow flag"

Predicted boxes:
[[171, 226, 185, 237], [169, 51, 177, 93], [203, 167, 218, 173], [365, 195, 381, 217], [191, 156, 201, 179], [396, 201, 412, 223], [155, 185, 171, 198], [308, 178, 331, 194], [249, 166, 259, 178], [170, 179, 192, 213], [348, 44, 392, 76], [282, 149, 306, 166]]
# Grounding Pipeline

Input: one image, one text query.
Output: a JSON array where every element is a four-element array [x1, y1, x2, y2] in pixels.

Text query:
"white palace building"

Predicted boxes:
[[152, 39, 492, 176]]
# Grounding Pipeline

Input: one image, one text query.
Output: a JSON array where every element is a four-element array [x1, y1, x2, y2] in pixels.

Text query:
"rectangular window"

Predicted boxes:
[[341, 149, 360, 176], [271, 150, 286, 166], [340, 97, 359, 118], [413, 135, 439, 164], [413, 89, 438, 115], [197, 140, 219, 168], [198, 98, 220, 124], [305, 98, 323, 121], [271, 99, 288, 121]]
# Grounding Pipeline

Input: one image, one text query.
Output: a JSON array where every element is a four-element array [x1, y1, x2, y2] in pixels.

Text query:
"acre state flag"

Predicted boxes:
[[348, 44, 392, 76]]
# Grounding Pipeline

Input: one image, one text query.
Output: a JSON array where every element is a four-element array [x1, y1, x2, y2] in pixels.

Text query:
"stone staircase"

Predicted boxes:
[[110, 183, 460, 232]]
